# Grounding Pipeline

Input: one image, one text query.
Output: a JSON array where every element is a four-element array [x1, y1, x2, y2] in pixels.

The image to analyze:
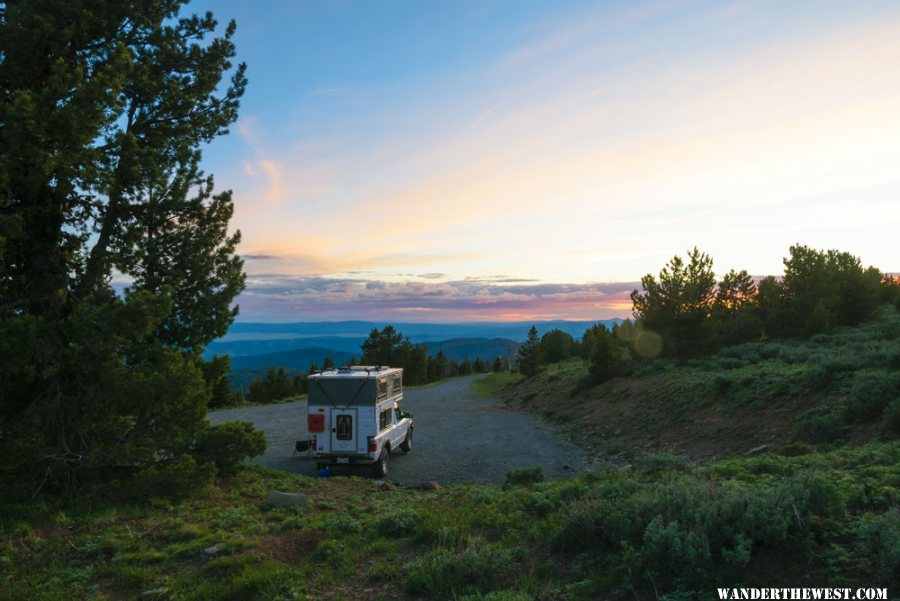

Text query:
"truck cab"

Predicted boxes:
[[298, 366, 413, 477]]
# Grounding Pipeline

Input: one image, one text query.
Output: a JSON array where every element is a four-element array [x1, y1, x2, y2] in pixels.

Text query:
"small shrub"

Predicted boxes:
[[844, 373, 900, 423], [551, 505, 602, 552], [504, 466, 544, 487], [641, 515, 712, 584], [128, 455, 216, 500], [793, 410, 849, 444], [311, 539, 346, 563], [801, 365, 833, 391], [523, 492, 555, 517], [855, 510, 900, 587], [881, 399, 900, 436], [713, 374, 732, 394], [634, 452, 688, 476], [405, 539, 516, 597], [324, 513, 362, 534], [716, 357, 744, 370], [376, 509, 421, 538], [191, 421, 266, 475]]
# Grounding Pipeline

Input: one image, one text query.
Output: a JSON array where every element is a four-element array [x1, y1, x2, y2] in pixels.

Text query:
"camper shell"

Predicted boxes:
[[296, 366, 413, 477]]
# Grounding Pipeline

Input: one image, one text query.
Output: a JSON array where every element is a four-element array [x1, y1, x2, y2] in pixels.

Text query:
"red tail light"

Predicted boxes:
[[308, 414, 325, 432], [368, 437, 377, 453]]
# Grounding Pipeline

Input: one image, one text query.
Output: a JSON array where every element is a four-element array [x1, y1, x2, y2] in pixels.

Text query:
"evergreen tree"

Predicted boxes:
[[473, 357, 486, 373], [404, 344, 428, 385], [631, 247, 717, 359], [202, 355, 233, 409], [247, 377, 267, 405], [322, 356, 335, 370], [459, 357, 473, 375], [780, 245, 882, 336], [589, 325, 623, 384], [0, 0, 258, 491], [446, 359, 460, 378], [517, 326, 543, 377], [427, 350, 449, 382], [713, 269, 761, 345], [540, 329, 574, 363], [360, 325, 412, 366], [756, 275, 789, 338], [230, 389, 245, 406], [247, 366, 294, 404]]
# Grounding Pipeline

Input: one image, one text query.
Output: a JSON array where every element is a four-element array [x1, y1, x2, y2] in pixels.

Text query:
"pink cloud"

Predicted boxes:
[[234, 275, 637, 322]]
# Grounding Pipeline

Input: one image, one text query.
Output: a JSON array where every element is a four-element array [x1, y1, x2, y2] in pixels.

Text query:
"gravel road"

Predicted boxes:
[[208, 374, 588, 484]]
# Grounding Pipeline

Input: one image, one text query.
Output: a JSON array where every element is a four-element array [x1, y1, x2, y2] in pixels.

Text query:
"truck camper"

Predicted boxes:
[[296, 366, 413, 477]]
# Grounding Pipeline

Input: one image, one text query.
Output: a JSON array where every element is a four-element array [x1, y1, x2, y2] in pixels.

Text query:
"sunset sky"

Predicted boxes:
[[193, 0, 900, 322]]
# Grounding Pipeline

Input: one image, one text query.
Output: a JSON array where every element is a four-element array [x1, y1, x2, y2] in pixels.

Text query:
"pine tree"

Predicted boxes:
[[517, 326, 543, 377], [0, 1, 256, 491], [631, 247, 717, 359], [588, 325, 623, 384], [404, 344, 429, 385], [540, 329, 574, 363], [459, 357, 473, 375], [360, 326, 411, 366]]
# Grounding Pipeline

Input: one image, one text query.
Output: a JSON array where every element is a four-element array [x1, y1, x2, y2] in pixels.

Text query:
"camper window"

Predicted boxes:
[[336, 415, 353, 440], [378, 380, 388, 400], [392, 375, 402, 396], [379, 409, 391, 431]]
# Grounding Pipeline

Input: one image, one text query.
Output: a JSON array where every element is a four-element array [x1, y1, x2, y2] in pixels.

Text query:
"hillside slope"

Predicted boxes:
[[485, 306, 900, 461]]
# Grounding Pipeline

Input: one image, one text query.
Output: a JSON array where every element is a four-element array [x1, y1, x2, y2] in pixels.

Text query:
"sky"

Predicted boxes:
[[191, 0, 900, 323]]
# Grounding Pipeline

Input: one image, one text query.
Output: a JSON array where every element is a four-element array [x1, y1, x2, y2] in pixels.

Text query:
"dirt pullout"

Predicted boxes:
[[208, 374, 589, 484]]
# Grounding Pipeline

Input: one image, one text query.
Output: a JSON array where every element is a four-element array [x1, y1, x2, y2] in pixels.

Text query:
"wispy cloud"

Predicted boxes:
[[235, 275, 637, 322], [242, 254, 280, 260], [308, 86, 344, 97], [216, 2, 900, 298], [235, 116, 336, 209]]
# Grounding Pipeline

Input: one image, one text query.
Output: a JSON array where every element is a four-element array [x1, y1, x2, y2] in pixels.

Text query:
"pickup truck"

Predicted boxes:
[[296, 366, 413, 477]]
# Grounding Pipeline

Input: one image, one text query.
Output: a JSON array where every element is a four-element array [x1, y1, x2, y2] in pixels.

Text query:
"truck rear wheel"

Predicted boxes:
[[372, 447, 389, 478], [400, 429, 412, 454]]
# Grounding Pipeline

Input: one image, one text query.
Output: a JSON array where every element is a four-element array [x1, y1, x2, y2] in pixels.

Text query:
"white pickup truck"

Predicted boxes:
[[296, 366, 413, 477]]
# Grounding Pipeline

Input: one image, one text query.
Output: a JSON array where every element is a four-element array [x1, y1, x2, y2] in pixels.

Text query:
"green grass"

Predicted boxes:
[[2, 444, 897, 600], [486, 306, 900, 458], [471, 371, 524, 398]]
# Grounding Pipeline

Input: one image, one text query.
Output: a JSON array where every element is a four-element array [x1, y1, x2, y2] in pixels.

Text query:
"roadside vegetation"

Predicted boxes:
[[3, 444, 897, 600], [489, 305, 900, 459], [515, 246, 899, 385]]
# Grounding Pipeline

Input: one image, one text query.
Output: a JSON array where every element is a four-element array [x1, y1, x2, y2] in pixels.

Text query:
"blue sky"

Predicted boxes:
[[190, 0, 900, 322]]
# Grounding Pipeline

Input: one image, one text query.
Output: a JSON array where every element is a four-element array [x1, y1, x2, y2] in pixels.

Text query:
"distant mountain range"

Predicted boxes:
[[213, 319, 619, 356], [215, 319, 620, 390]]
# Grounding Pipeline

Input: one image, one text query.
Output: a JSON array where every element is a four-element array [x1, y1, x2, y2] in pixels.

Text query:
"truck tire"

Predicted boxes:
[[400, 428, 413, 454], [372, 447, 389, 478]]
